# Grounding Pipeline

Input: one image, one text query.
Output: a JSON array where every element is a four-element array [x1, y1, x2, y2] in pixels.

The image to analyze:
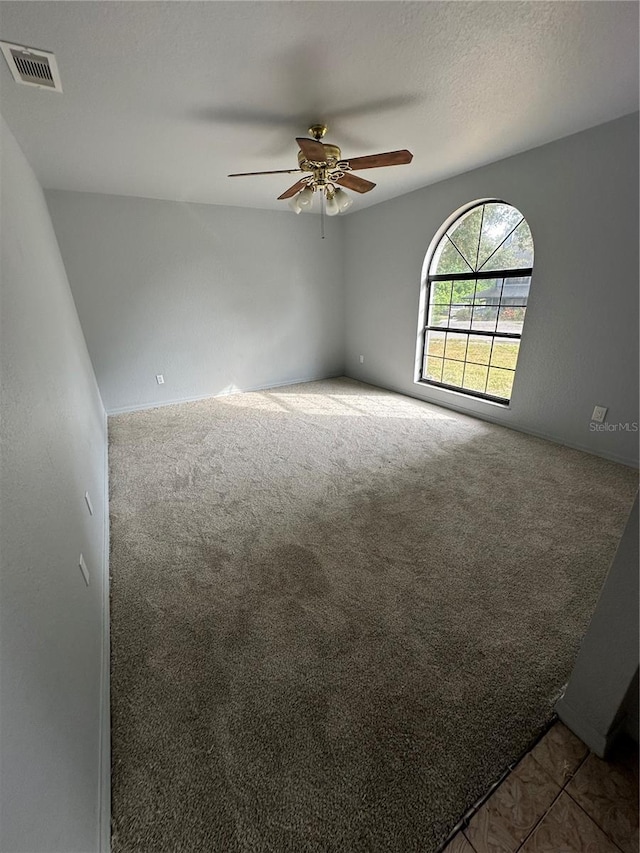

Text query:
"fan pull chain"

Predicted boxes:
[[321, 191, 325, 239]]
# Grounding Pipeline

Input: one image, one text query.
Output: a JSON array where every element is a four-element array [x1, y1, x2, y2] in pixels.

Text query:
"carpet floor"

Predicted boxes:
[[109, 378, 637, 853]]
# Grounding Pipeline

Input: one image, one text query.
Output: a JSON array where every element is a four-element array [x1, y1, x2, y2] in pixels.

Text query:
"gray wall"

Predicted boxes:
[[0, 118, 108, 852], [46, 192, 345, 413], [343, 113, 639, 468], [556, 495, 639, 756]]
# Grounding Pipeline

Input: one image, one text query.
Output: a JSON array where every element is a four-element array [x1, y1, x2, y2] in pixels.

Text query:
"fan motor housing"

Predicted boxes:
[[298, 143, 342, 169]]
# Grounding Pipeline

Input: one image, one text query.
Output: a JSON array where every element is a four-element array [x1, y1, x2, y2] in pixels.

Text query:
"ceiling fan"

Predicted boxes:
[[228, 124, 413, 216]]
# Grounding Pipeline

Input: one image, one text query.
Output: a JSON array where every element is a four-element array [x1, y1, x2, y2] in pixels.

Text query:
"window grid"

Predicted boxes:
[[422, 274, 525, 402], [445, 234, 474, 272], [419, 201, 533, 404], [477, 218, 524, 272]]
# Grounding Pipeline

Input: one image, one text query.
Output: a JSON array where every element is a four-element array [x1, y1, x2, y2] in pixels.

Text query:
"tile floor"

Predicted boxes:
[[442, 721, 639, 853]]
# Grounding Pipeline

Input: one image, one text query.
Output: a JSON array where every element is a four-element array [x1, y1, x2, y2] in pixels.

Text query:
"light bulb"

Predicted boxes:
[[288, 194, 302, 214], [298, 186, 314, 208], [325, 193, 339, 216], [335, 188, 353, 212]]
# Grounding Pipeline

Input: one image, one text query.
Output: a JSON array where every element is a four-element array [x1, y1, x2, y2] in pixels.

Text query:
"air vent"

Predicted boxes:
[[0, 41, 62, 92]]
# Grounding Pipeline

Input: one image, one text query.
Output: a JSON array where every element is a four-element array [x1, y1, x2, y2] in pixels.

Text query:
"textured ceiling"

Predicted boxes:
[[0, 1, 638, 213]]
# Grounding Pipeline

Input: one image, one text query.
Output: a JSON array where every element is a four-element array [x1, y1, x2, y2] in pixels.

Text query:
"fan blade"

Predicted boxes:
[[335, 173, 376, 194], [278, 179, 309, 200], [228, 169, 302, 177], [346, 150, 413, 171], [296, 137, 327, 162]]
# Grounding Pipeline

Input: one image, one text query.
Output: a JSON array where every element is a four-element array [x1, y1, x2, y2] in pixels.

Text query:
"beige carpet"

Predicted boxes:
[[108, 378, 637, 852]]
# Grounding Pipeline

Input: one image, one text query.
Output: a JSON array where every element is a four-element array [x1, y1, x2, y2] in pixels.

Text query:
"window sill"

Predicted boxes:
[[414, 378, 512, 409]]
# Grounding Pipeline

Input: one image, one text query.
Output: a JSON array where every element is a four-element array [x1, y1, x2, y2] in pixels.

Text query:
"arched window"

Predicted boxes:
[[418, 201, 534, 403]]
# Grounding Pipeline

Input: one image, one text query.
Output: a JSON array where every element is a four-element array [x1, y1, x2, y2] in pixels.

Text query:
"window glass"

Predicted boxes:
[[420, 201, 533, 403]]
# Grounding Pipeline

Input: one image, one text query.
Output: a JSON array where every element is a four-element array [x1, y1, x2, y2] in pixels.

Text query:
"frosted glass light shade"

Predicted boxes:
[[325, 194, 339, 216], [298, 186, 314, 208], [335, 188, 353, 212]]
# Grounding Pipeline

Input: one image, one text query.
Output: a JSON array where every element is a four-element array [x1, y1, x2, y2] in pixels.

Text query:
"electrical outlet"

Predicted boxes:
[[84, 491, 94, 516], [78, 554, 90, 586], [156, 374, 165, 385], [359, 355, 364, 364], [591, 405, 607, 423]]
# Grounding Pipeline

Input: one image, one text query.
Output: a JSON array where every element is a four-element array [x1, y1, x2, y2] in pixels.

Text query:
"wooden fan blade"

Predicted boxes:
[[296, 137, 327, 162], [345, 150, 413, 171], [335, 173, 376, 194], [278, 179, 309, 200], [228, 169, 302, 177]]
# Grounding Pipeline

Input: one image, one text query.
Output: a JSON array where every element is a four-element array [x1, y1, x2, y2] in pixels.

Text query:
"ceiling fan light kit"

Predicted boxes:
[[325, 192, 339, 217], [228, 124, 413, 233], [288, 194, 303, 215]]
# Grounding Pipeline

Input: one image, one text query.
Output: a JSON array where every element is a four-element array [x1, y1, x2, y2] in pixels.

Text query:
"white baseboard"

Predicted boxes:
[[105, 372, 344, 416], [346, 373, 639, 470], [99, 409, 111, 852]]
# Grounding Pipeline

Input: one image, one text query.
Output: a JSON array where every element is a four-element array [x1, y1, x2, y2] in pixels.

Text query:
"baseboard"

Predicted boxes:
[[345, 373, 639, 470], [554, 695, 618, 758], [99, 408, 111, 853], [106, 372, 344, 416]]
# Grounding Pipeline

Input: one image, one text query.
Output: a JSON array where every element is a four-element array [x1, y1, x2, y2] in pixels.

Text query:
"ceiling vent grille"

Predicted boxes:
[[0, 41, 62, 92]]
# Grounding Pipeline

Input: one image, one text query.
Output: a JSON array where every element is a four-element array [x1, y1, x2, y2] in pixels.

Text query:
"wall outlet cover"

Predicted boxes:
[[156, 374, 165, 385], [591, 405, 607, 423]]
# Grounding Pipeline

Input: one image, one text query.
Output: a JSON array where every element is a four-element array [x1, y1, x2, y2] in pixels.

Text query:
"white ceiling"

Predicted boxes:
[[0, 1, 638, 213]]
